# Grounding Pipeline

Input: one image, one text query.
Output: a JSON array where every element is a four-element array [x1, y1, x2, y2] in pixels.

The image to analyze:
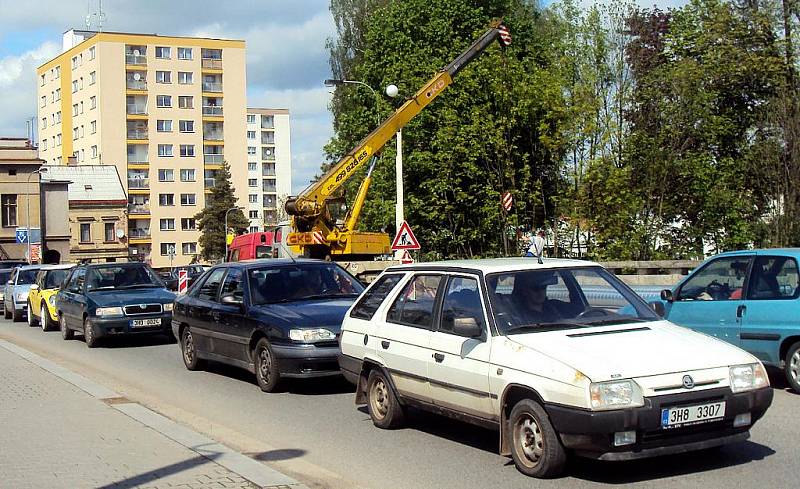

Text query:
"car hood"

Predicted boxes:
[[252, 297, 356, 330], [87, 288, 176, 307], [505, 320, 756, 382]]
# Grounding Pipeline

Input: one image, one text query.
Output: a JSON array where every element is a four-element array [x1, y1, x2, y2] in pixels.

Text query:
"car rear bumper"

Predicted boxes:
[[338, 353, 362, 385], [271, 343, 341, 378], [546, 386, 773, 460], [89, 314, 173, 338]]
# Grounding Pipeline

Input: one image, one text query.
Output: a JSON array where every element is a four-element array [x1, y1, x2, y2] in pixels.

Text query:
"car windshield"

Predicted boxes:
[[16, 270, 38, 285], [486, 267, 658, 334], [44, 269, 71, 289], [86, 265, 163, 291], [248, 263, 365, 304], [0, 271, 11, 284]]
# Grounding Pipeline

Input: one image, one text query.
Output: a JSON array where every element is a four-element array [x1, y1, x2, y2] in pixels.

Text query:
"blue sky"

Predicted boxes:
[[0, 0, 685, 194]]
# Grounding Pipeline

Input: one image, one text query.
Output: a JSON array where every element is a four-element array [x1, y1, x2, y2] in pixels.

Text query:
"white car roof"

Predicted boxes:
[[389, 257, 602, 274], [39, 263, 76, 271]]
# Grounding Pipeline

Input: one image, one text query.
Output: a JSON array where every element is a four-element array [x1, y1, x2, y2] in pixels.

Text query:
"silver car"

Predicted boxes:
[[3, 265, 42, 322]]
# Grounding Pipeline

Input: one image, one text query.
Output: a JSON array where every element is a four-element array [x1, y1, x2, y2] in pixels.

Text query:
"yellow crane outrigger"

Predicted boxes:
[[285, 21, 511, 259]]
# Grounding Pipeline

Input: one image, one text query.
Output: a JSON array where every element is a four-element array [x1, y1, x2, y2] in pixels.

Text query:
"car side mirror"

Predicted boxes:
[[453, 317, 482, 338], [30, 284, 39, 291], [649, 301, 666, 317], [221, 294, 244, 308], [660, 289, 674, 302], [6, 280, 12, 286]]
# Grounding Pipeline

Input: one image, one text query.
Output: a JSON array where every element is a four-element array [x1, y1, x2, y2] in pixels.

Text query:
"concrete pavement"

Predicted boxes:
[[0, 339, 306, 489]]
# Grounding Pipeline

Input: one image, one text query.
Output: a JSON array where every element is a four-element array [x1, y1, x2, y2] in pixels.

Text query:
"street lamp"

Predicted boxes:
[[384, 85, 404, 260], [324, 78, 382, 127], [26, 167, 47, 264], [223, 206, 244, 262]]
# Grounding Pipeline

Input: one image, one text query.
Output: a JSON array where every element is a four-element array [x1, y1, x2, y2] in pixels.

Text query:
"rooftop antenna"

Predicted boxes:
[[85, 0, 106, 32]]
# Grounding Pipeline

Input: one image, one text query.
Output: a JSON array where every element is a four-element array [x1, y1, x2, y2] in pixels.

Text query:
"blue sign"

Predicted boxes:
[[15, 228, 41, 244], [15, 228, 27, 244]]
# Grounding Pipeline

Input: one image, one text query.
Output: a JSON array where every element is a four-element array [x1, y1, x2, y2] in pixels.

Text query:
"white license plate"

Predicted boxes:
[[130, 318, 161, 328], [661, 401, 726, 428]]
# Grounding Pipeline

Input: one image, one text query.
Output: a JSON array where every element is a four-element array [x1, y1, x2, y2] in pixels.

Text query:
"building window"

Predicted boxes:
[[158, 169, 174, 182], [90, 96, 96, 109], [71, 56, 78, 70], [248, 162, 257, 171], [55, 111, 61, 123], [80, 125, 84, 137], [79, 77, 84, 89], [180, 169, 196, 182], [178, 96, 193, 109], [249, 210, 259, 219], [248, 178, 258, 187], [156, 120, 172, 132], [89, 46, 96, 60], [72, 80, 78, 93], [181, 218, 196, 230], [55, 88, 60, 101], [57, 134, 62, 146], [248, 194, 258, 203], [159, 194, 175, 206], [157, 144, 173, 157], [42, 139, 48, 151], [180, 193, 196, 206], [179, 120, 194, 133], [41, 117, 47, 129], [247, 131, 256, 139], [156, 70, 171, 84], [89, 71, 96, 85], [155, 46, 171, 59], [182, 242, 197, 255], [55, 66, 60, 79], [40, 96, 46, 108], [177, 47, 193, 60], [80, 101, 84, 113], [156, 95, 172, 107], [160, 243, 177, 256], [179, 144, 195, 157], [177, 72, 193, 84], [80, 223, 91, 243], [247, 146, 256, 155], [247, 114, 257, 124], [72, 104, 78, 116], [160, 218, 175, 231], [91, 145, 97, 158], [40, 74, 45, 86], [104, 223, 115, 242], [1, 195, 17, 227], [80, 149, 84, 161], [73, 127, 79, 140], [90, 120, 97, 134]]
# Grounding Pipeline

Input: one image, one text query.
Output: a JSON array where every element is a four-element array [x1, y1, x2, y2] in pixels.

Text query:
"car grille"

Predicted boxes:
[[123, 303, 163, 316]]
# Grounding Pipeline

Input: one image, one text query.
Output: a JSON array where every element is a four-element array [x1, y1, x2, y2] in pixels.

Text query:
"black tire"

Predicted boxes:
[[11, 305, 23, 322], [366, 369, 405, 429], [41, 303, 54, 332], [785, 341, 800, 393], [27, 301, 39, 327], [508, 399, 567, 478], [83, 318, 99, 348], [180, 327, 205, 371], [60, 314, 74, 340], [254, 338, 281, 393], [3, 303, 10, 320]]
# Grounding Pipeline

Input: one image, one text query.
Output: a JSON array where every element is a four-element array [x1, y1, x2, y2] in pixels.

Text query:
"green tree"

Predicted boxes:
[[194, 161, 249, 262]]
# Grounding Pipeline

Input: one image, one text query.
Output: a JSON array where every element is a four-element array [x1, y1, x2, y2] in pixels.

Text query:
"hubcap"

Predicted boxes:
[[369, 377, 390, 420], [515, 414, 544, 467], [85, 323, 92, 343], [183, 331, 195, 364], [790, 350, 800, 382], [27, 305, 33, 325], [41, 306, 47, 330], [259, 348, 272, 384]]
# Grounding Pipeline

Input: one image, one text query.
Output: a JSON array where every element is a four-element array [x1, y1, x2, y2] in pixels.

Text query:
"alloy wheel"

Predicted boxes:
[[41, 305, 47, 331], [183, 331, 195, 364], [258, 348, 272, 385], [791, 350, 800, 382]]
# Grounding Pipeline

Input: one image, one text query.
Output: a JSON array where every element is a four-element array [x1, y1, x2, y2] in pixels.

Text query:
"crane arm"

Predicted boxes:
[[285, 22, 511, 218]]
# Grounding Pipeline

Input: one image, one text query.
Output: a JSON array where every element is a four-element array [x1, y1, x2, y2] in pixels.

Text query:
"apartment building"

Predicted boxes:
[[37, 29, 248, 267], [245, 109, 292, 232]]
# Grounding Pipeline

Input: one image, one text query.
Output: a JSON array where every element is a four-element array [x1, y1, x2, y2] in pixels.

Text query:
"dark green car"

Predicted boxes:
[[55, 263, 176, 347]]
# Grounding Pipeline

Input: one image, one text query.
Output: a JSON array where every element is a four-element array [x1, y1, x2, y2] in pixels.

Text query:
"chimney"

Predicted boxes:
[[67, 156, 78, 166]]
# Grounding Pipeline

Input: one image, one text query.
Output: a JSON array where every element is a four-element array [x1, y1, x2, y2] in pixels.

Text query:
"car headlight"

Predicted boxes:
[[162, 303, 174, 312], [729, 363, 769, 393], [16, 292, 28, 301], [48, 295, 56, 306], [289, 328, 336, 342], [95, 306, 124, 317], [589, 380, 645, 410]]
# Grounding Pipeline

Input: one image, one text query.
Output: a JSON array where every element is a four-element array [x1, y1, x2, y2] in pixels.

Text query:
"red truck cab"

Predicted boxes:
[[227, 232, 275, 261]]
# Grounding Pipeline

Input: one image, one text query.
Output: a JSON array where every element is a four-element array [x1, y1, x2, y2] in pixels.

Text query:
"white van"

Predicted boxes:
[[338, 258, 773, 478]]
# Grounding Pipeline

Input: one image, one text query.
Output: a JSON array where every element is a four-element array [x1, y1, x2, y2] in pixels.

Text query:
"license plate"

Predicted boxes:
[[661, 401, 726, 428], [130, 318, 161, 328]]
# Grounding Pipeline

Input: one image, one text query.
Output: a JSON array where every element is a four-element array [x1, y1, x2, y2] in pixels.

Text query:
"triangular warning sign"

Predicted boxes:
[[399, 249, 413, 264], [391, 221, 420, 250]]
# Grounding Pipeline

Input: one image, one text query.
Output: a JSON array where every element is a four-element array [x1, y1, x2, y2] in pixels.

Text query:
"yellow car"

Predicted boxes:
[[28, 264, 75, 331]]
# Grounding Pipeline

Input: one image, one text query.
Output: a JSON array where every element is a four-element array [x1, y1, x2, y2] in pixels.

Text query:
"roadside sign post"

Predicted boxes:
[[391, 221, 420, 265], [177, 269, 188, 294], [167, 245, 176, 269]]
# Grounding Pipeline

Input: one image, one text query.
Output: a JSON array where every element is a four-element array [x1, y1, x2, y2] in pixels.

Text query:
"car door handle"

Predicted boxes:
[[381, 340, 390, 349], [212, 311, 221, 320], [736, 305, 746, 318], [433, 353, 445, 363]]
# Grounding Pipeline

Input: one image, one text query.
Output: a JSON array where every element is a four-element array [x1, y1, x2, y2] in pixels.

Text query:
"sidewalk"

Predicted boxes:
[[0, 340, 306, 489]]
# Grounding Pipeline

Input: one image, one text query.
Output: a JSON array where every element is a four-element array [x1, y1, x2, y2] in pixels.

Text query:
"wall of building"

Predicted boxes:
[[69, 204, 128, 262]]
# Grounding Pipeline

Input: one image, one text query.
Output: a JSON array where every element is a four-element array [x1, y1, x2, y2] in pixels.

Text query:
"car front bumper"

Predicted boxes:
[[89, 313, 174, 338], [546, 386, 773, 460], [271, 342, 341, 378]]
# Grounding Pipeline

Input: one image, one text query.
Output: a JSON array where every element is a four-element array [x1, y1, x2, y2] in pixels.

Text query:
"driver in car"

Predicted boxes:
[[509, 272, 563, 324]]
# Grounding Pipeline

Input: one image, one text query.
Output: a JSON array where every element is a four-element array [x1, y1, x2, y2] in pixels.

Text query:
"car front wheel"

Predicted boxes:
[[60, 314, 74, 340], [83, 318, 99, 348], [785, 341, 800, 393], [41, 304, 53, 331], [254, 338, 281, 393], [509, 399, 567, 478], [181, 327, 205, 371], [366, 369, 405, 429]]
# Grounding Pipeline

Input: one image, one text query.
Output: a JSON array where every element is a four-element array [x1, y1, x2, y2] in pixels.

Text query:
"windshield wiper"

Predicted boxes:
[[505, 322, 588, 334], [117, 284, 160, 289], [583, 317, 650, 326], [300, 293, 359, 300]]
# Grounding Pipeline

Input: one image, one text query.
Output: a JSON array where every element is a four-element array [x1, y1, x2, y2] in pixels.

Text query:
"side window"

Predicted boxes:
[[69, 269, 86, 293], [747, 256, 800, 300], [196, 268, 226, 302], [350, 274, 403, 320], [387, 275, 443, 330], [677, 257, 751, 301], [439, 276, 485, 335], [220, 268, 244, 301]]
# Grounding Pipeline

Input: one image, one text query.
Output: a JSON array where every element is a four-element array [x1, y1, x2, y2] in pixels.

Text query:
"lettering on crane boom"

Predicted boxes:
[[326, 146, 373, 195], [425, 78, 446, 100]]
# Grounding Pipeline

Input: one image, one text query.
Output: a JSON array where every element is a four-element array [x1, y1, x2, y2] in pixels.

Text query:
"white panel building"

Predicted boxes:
[[245, 108, 292, 231]]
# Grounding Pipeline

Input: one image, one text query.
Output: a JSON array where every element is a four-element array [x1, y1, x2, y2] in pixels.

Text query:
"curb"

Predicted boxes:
[[0, 339, 309, 489]]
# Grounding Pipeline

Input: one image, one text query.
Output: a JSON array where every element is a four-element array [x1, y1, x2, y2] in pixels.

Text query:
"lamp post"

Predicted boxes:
[[324, 78, 381, 127], [223, 206, 243, 262], [26, 167, 47, 264], [384, 85, 404, 260]]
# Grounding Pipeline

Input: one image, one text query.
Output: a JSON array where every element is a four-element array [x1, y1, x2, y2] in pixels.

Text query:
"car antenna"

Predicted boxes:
[[276, 238, 297, 264]]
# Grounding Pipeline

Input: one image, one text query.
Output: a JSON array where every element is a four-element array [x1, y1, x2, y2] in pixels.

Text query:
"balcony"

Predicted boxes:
[[202, 81, 223, 92], [126, 79, 147, 90], [202, 106, 223, 116], [261, 148, 275, 161], [126, 129, 148, 140], [129, 228, 151, 239], [262, 168, 276, 177], [126, 104, 147, 115], [262, 182, 277, 193], [203, 131, 224, 141], [128, 204, 150, 214], [128, 178, 149, 189], [261, 132, 275, 145], [204, 178, 216, 188], [261, 115, 274, 129], [125, 54, 146, 66], [201, 58, 223, 70], [204, 154, 224, 164]]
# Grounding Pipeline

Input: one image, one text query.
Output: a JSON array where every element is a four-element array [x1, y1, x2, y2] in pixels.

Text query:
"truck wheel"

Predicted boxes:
[[27, 301, 38, 327], [366, 369, 405, 429], [254, 338, 281, 392], [181, 327, 205, 371], [509, 399, 567, 478], [785, 341, 800, 393], [60, 314, 74, 340]]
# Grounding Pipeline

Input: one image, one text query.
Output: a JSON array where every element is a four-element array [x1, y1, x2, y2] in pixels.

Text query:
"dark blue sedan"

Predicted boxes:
[[56, 262, 176, 347], [172, 259, 365, 392]]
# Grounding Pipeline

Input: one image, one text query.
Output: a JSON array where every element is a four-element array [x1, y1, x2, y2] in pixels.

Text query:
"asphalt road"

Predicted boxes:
[[0, 317, 796, 489]]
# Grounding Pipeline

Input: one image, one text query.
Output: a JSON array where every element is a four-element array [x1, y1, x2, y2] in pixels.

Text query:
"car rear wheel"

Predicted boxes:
[[60, 314, 74, 340], [3, 303, 10, 320], [254, 338, 281, 393], [509, 399, 567, 478], [181, 327, 205, 371], [83, 318, 99, 348], [366, 369, 405, 429], [27, 301, 38, 327], [11, 304, 23, 322], [785, 341, 800, 393], [41, 304, 53, 331]]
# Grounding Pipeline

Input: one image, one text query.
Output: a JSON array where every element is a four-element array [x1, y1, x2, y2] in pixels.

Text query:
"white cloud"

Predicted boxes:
[[0, 41, 59, 136]]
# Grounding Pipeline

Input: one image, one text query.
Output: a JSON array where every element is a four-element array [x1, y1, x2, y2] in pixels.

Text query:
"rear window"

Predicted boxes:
[[44, 269, 71, 289], [350, 274, 404, 320], [16, 270, 38, 285]]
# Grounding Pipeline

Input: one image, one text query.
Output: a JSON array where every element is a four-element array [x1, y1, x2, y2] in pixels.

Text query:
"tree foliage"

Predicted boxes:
[[194, 162, 249, 262]]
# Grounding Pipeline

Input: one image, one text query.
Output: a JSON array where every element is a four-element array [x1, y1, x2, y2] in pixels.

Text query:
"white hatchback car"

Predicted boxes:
[[338, 258, 774, 478]]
